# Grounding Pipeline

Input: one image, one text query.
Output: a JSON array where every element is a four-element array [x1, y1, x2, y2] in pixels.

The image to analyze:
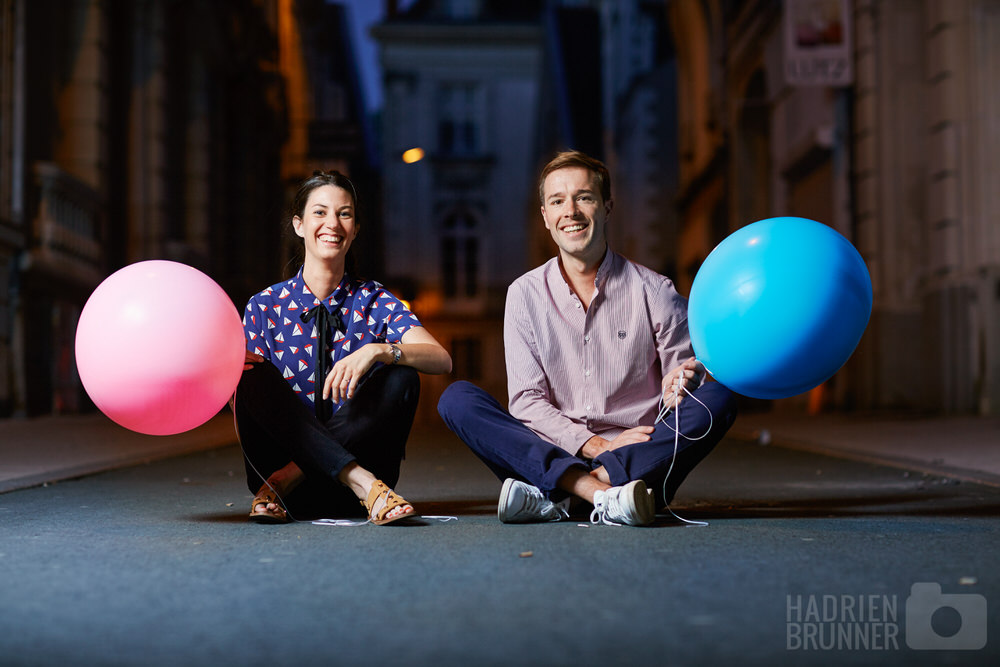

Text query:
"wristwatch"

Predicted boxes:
[[388, 343, 401, 365]]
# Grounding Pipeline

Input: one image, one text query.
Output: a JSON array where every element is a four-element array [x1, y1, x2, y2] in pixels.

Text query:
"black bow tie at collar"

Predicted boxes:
[[300, 303, 346, 422]]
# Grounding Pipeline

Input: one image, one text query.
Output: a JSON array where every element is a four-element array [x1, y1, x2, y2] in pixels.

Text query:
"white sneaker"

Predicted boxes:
[[498, 478, 570, 523], [590, 480, 656, 526]]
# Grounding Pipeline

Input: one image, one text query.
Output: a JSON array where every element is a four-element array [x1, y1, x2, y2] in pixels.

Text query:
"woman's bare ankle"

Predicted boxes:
[[265, 462, 304, 495], [338, 462, 378, 500]]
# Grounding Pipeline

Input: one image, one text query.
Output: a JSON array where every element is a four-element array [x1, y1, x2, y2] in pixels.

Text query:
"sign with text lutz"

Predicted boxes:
[[784, 0, 853, 87]]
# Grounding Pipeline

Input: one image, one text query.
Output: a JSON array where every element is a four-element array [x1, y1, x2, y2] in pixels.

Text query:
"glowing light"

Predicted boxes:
[[402, 148, 425, 164], [400, 299, 412, 311]]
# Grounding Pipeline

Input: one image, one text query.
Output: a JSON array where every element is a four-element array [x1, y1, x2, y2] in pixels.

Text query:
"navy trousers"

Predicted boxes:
[[232, 360, 420, 518], [437, 380, 737, 507]]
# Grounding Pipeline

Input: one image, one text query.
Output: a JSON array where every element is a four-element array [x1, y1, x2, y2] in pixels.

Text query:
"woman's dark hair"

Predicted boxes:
[[291, 170, 359, 220], [285, 170, 360, 277]]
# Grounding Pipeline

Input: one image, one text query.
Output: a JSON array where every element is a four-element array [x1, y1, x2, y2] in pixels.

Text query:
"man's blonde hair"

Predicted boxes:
[[538, 150, 612, 204]]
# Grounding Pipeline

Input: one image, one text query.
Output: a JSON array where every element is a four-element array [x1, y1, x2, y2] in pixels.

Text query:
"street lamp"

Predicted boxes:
[[402, 147, 425, 164]]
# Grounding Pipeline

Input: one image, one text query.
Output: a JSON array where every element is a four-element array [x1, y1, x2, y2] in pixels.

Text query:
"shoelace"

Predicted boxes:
[[517, 487, 569, 521], [523, 489, 556, 518], [589, 493, 622, 526]]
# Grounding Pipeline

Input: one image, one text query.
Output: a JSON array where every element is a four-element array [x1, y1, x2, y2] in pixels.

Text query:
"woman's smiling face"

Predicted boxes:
[[293, 184, 358, 266]]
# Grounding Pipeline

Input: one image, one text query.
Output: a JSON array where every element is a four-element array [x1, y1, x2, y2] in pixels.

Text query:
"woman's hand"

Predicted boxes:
[[244, 351, 264, 370], [322, 326, 453, 403], [323, 343, 387, 403]]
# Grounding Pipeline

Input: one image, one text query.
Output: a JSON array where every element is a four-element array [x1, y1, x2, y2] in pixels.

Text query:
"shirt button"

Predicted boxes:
[[584, 370, 591, 377], [586, 405, 593, 411], [584, 335, 590, 342]]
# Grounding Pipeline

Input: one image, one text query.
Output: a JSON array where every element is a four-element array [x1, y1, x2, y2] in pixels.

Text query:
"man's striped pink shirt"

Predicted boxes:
[[504, 249, 694, 456]]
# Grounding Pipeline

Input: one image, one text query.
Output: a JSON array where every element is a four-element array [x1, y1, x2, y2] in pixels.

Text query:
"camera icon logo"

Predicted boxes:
[[905, 582, 987, 650]]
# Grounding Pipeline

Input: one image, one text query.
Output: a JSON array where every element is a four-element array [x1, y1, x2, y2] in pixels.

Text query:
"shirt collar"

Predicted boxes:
[[293, 266, 353, 312], [546, 247, 619, 305], [594, 247, 617, 288]]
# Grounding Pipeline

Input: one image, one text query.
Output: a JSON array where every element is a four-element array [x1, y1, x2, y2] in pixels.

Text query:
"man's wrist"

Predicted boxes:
[[581, 435, 605, 459]]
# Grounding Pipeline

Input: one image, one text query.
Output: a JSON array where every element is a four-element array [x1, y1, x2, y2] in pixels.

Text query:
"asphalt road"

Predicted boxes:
[[1, 428, 997, 666]]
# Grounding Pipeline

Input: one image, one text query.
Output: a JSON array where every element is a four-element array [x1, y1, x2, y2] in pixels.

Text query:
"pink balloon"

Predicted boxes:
[[75, 260, 245, 435]]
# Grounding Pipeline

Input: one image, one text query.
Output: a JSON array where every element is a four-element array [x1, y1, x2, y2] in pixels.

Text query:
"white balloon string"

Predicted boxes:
[[231, 395, 301, 522], [654, 380, 713, 527]]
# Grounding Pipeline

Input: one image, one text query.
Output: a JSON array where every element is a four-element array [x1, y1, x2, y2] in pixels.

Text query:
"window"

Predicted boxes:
[[438, 83, 479, 156], [441, 211, 479, 299]]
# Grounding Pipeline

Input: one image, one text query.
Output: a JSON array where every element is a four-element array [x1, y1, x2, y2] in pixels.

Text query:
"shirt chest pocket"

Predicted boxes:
[[605, 318, 658, 383]]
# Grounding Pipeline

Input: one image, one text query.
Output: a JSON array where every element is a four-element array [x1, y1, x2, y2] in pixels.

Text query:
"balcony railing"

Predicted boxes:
[[30, 162, 104, 283]]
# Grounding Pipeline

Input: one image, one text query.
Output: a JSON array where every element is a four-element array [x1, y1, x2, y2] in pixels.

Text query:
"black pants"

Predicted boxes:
[[232, 360, 420, 519]]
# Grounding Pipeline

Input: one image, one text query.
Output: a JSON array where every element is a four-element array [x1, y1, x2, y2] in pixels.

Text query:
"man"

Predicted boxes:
[[438, 150, 737, 526]]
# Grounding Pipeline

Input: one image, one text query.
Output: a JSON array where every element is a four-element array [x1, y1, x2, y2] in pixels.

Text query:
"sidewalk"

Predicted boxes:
[[728, 410, 1000, 488], [1, 407, 999, 494], [0, 412, 237, 494]]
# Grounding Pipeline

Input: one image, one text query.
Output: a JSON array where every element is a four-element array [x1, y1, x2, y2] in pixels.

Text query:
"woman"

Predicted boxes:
[[233, 170, 452, 525]]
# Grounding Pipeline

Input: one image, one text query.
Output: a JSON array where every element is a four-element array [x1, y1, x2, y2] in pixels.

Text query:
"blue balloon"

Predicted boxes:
[[688, 217, 872, 399]]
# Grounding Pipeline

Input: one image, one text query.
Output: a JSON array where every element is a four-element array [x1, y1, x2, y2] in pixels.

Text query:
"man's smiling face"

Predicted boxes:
[[540, 166, 612, 266]]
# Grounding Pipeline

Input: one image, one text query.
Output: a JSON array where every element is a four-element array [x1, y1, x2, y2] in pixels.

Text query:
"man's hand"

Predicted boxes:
[[660, 358, 705, 411], [581, 426, 655, 459]]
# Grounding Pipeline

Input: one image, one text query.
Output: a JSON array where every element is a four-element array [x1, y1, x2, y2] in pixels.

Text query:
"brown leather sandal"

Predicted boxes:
[[362, 480, 418, 525], [248, 486, 291, 524]]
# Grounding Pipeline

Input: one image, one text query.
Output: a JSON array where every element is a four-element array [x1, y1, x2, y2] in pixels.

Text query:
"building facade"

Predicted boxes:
[[599, 0, 682, 279], [373, 0, 545, 414], [667, 0, 1000, 415], [0, 0, 370, 418]]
